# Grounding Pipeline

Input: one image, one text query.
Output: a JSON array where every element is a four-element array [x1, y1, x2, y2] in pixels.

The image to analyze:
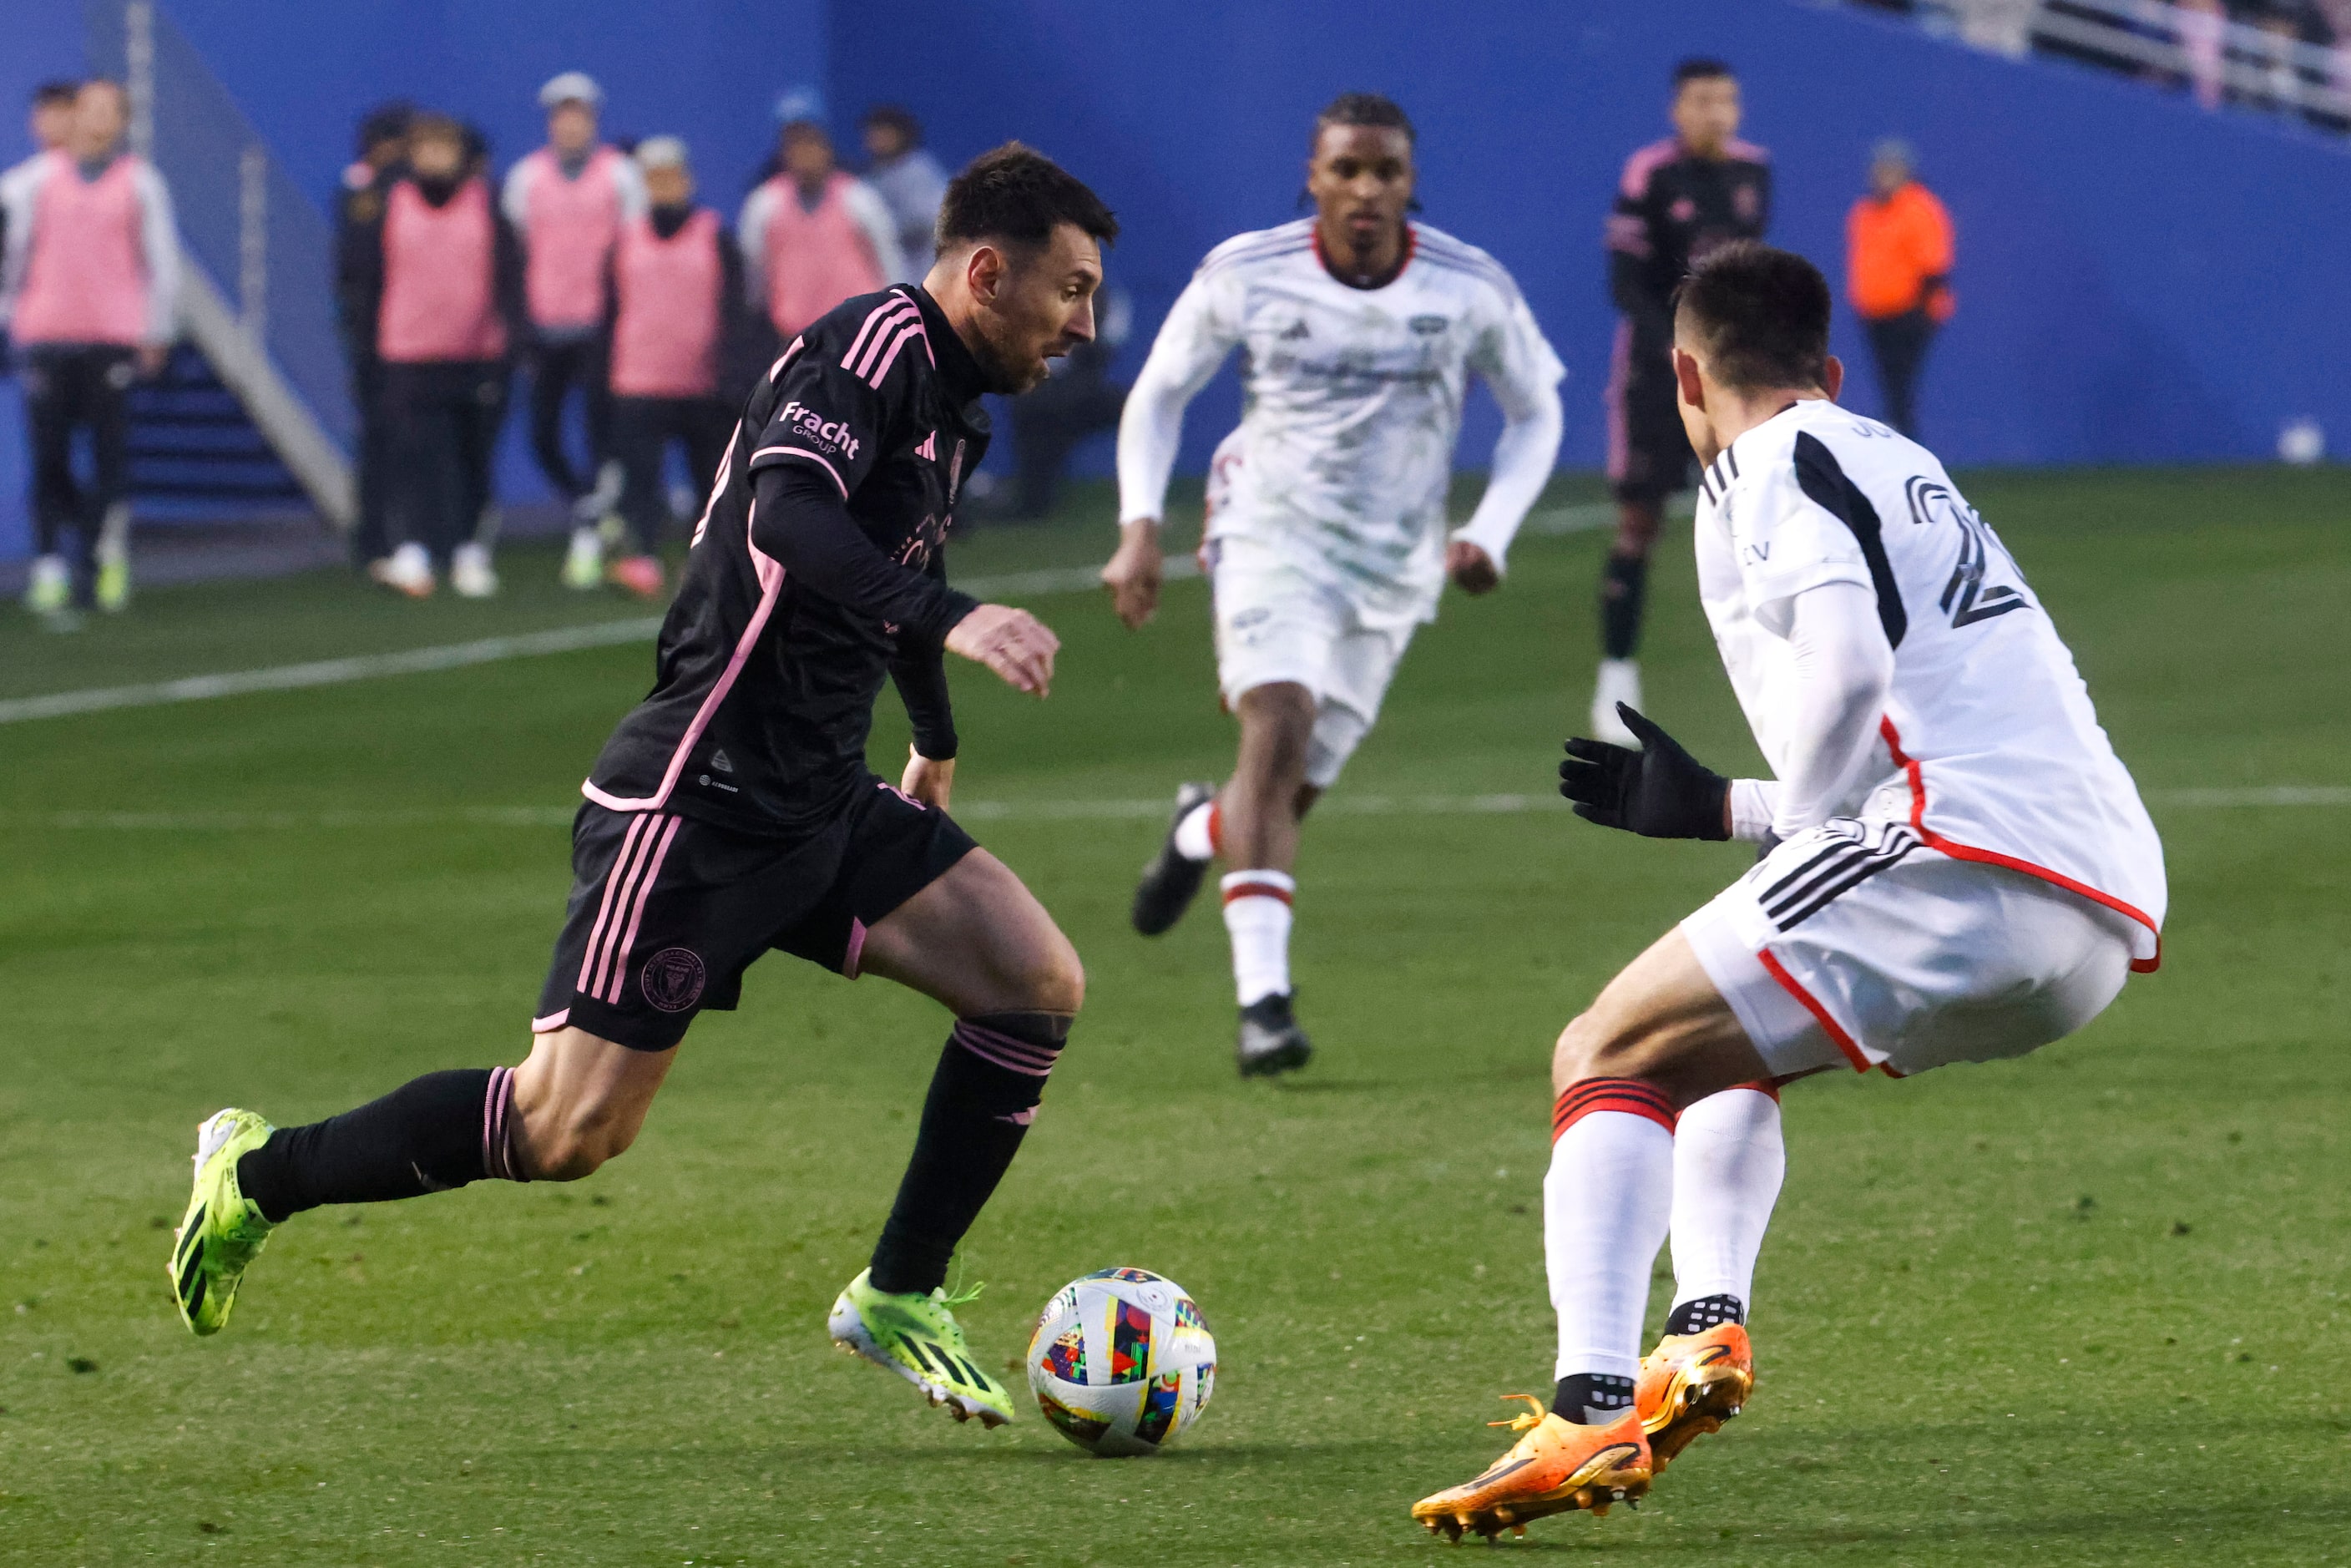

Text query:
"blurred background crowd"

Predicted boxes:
[[0, 0, 2341, 628]]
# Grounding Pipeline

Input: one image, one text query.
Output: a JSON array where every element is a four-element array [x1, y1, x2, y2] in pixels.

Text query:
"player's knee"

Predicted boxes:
[[519, 1103, 641, 1182], [1551, 1009, 1652, 1095], [1014, 931, 1085, 1017]]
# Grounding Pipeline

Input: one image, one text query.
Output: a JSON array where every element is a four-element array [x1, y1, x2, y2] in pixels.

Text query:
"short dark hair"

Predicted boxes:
[[33, 80, 79, 109], [1673, 241, 1832, 392], [1311, 91, 1414, 155], [356, 99, 415, 158], [862, 104, 921, 144], [1673, 57, 1736, 90], [937, 142, 1117, 251]]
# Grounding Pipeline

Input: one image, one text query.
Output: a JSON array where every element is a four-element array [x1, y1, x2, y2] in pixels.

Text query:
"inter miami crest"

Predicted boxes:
[[641, 947, 707, 1014]]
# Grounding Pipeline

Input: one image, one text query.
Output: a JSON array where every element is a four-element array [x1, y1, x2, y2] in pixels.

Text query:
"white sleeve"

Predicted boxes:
[[1451, 284, 1565, 570], [736, 185, 774, 307], [500, 159, 533, 229], [0, 157, 44, 327], [842, 180, 908, 284], [134, 164, 181, 345], [1742, 579, 1893, 840], [610, 155, 646, 221], [1114, 269, 1243, 525]]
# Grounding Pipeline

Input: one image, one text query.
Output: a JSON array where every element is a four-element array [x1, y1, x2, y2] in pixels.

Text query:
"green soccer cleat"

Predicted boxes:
[[170, 1108, 278, 1336], [95, 555, 130, 614], [827, 1267, 1015, 1427]]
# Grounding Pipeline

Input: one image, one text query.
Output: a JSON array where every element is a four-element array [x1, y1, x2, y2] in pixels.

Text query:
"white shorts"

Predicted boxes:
[[1681, 817, 2141, 1080], [1206, 536, 1418, 789]]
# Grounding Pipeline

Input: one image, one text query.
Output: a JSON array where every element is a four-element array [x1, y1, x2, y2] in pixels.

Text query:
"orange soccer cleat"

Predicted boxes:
[[1636, 1321, 1754, 1471], [1409, 1397, 1651, 1542]]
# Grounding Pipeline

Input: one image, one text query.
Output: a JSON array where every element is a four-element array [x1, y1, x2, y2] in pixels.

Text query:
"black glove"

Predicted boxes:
[[1559, 703, 1731, 840]]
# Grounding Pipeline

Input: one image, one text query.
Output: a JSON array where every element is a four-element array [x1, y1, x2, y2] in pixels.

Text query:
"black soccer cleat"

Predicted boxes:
[[1130, 781, 1218, 936], [1236, 992, 1313, 1078]]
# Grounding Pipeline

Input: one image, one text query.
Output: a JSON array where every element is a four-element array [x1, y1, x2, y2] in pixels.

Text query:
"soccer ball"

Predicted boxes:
[[1025, 1267, 1216, 1456]]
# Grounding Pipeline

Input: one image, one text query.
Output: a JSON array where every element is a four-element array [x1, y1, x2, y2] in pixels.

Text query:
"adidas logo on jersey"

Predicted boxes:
[[1280, 318, 1311, 340], [711, 749, 735, 773], [915, 431, 938, 462]]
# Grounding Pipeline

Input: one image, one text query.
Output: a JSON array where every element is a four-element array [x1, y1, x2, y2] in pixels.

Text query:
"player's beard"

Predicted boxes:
[[966, 311, 1049, 396]]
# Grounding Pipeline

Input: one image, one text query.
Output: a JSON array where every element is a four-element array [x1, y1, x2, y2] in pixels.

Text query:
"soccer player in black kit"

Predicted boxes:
[[1590, 58, 1768, 748], [170, 145, 1117, 1429]]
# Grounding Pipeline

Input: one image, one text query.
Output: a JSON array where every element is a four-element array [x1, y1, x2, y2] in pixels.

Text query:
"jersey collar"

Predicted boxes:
[[1311, 221, 1416, 291], [910, 286, 990, 408]]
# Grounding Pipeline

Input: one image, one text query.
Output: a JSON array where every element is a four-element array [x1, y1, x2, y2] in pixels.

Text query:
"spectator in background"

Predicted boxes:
[[740, 118, 902, 345], [1846, 139, 1954, 439], [334, 100, 413, 574], [1951, 0, 2042, 57], [0, 79, 179, 621], [601, 136, 747, 599], [860, 105, 947, 281], [350, 112, 521, 599], [999, 282, 1130, 519], [2177, 0, 2229, 108], [502, 72, 645, 590]]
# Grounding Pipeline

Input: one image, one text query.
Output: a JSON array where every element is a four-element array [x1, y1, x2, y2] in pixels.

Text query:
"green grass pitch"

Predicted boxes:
[[0, 469, 2345, 1565]]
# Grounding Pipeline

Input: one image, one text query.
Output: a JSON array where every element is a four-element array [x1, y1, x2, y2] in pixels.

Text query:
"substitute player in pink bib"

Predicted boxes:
[[0, 78, 179, 618], [740, 117, 903, 346], [1410, 243, 2164, 1540], [504, 72, 645, 588], [600, 136, 749, 599]]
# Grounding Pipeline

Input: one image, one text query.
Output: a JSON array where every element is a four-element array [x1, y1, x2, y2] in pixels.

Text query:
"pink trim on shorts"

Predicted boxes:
[[601, 814, 682, 1004], [531, 1009, 571, 1033], [575, 812, 650, 994], [843, 916, 867, 979]]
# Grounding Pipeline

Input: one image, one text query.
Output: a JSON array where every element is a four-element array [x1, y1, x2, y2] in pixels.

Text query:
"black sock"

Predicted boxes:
[[1552, 1372, 1636, 1426], [1599, 551, 1649, 660], [1664, 1292, 1745, 1336], [867, 1014, 1068, 1296], [236, 1067, 512, 1222]]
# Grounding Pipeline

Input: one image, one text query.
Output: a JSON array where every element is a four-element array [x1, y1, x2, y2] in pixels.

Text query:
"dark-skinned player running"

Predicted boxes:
[[169, 144, 1117, 1430]]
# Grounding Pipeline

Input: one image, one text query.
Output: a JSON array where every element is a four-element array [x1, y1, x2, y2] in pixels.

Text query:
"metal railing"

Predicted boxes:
[[86, 0, 355, 525], [1831, 0, 2351, 132]]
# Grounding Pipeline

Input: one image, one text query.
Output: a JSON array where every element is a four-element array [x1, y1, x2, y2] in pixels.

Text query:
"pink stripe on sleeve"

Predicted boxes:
[[849, 300, 918, 380]]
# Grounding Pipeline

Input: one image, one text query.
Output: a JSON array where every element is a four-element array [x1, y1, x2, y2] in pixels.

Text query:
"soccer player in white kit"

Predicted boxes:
[[1411, 243, 2166, 1540], [1101, 94, 1565, 1075]]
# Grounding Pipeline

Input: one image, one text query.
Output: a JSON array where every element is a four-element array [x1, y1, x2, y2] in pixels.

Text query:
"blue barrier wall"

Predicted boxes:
[[833, 0, 2351, 476], [5, 1, 2348, 559]]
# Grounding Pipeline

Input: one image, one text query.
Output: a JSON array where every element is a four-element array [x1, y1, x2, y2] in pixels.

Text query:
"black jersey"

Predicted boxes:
[[584, 285, 989, 837], [1605, 136, 1772, 343]]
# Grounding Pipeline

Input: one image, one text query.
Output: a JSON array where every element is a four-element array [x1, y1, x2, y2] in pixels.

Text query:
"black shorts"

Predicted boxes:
[[533, 779, 978, 1051], [1606, 326, 1694, 504]]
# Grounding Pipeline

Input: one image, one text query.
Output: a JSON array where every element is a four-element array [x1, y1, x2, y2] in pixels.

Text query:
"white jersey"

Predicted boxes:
[[1117, 219, 1564, 625], [1696, 398, 2166, 968]]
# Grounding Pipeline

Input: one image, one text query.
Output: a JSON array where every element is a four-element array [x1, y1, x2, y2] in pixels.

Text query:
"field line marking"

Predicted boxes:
[[16, 785, 2343, 832], [0, 559, 1201, 727]]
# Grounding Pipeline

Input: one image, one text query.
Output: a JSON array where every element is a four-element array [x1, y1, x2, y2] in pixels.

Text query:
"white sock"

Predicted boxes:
[[1172, 799, 1217, 862], [1545, 1092, 1676, 1386], [1667, 1085, 1785, 1315], [1221, 869, 1293, 1005]]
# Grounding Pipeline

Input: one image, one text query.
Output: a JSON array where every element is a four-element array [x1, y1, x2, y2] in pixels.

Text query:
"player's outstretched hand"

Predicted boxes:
[[1100, 518, 1165, 630], [947, 604, 1059, 697], [1559, 704, 1732, 840], [1446, 539, 1500, 595]]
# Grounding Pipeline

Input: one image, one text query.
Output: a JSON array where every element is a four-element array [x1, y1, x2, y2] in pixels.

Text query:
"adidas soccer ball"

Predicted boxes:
[[1025, 1267, 1216, 1456]]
